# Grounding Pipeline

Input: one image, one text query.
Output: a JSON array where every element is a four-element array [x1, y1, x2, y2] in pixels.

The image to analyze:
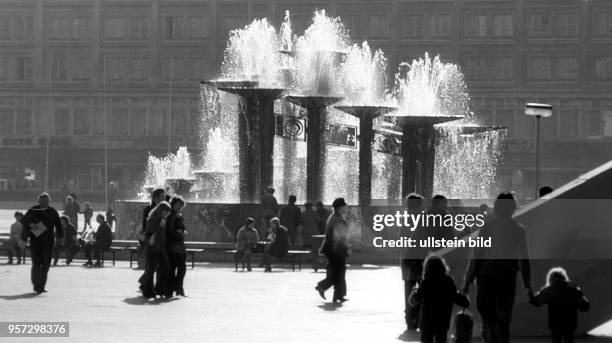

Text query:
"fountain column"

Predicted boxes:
[[285, 95, 343, 202], [391, 116, 463, 198], [202, 81, 284, 202], [335, 106, 397, 206]]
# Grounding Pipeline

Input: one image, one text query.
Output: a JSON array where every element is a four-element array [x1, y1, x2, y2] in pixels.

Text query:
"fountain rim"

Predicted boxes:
[[436, 125, 508, 134], [334, 105, 398, 118], [384, 114, 466, 126]]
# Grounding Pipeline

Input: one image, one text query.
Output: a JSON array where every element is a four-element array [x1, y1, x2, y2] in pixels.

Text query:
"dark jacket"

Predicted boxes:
[[141, 203, 155, 234], [300, 208, 318, 246], [21, 206, 63, 243], [279, 204, 301, 231], [464, 214, 531, 289], [268, 225, 290, 259], [146, 213, 166, 252], [531, 281, 590, 331], [410, 274, 470, 333], [261, 194, 279, 218], [319, 213, 349, 258], [95, 222, 113, 250], [64, 223, 79, 247], [165, 211, 186, 255], [316, 207, 331, 235]]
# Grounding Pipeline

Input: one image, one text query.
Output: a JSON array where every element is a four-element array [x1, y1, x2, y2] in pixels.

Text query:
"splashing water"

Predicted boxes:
[[337, 41, 389, 105], [143, 146, 194, 188], [393, 53, 471, 118], [434, 128, 506, 199], [220, 18, 282, 88], [294, 10, 349, 94], [202, 127, 238, 173]]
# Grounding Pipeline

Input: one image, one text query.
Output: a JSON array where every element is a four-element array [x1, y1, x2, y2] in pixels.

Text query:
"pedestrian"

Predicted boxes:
[[5, 211, 25, 264], [408, 255, 470, 343], [261, 187, 279, 229], [63, 195, 80, 231], [400, 193, 426, 333], [300, 202, 318, 248], [83, 214, 113, 267], [53, 216, 79, 266], [461, 192, 532, 343], [165, 196, 187, 297], [315, 201, 330, 235], [20, 193, 64, 293], [81, 202, 93, 230], [279, 194, 301, 246], [529, 267, 590, 343], [263, 217, 290, 272], [235, 217, 259, 272], [315, 197, 350, 304], [143, 201, 171, 299], [138, 188, 166, 292]]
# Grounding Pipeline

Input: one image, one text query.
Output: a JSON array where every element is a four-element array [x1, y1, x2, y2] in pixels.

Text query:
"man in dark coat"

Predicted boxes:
[[261, 187, 279, 230], [462, 193, 532, 343], [315, 201, 330, 235], [315, 198, 350, 303], [138, 188, 166, 290], [21, 193, 64, 293], [279, 194, 301, 246]]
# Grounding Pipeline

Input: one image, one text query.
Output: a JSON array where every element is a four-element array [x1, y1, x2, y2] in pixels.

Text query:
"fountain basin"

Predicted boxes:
[[165, 178, 196, 197]]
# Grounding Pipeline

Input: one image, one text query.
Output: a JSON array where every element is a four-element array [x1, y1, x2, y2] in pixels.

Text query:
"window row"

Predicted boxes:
[[0, 107, 200, 138]]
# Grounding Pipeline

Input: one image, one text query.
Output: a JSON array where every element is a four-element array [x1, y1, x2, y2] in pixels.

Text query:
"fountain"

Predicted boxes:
[[193, 127, 238, 202], [334, 42, 397, 206], [141, 146, 195, 198]]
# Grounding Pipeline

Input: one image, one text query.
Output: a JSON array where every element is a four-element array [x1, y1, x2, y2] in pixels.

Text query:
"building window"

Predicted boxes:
[[528, 57, 552, 80], [401, 14, 424, 38], [73, 108, 91, 135], [464, 14, 487, 37], [49, 17, 92, 40], [594, 57, 612, 80], [492, 57, 514, 81], [464, 56, 487, 80], [104, 57, 150, 82], [342, 15, 363, 39], [14, 57, 33, 81], [559, 110, 579, 138], [162, 56, 207, 82], [53, 108, 71, 136], [52, 54, 92, 81], [162, 16, 209, 40], [111, 108, 129, 136], [129, 108, 147, 136], [16, 108, 32, 135], [104, 16, 149, 41], [592, 12, 612, 36], [556, 57, 578, 80], [368, 15, 390, 39], [583, 110, 602, 138], [529, 14, 552, 36], [0, 15, 35, 41], [92, 108, 106, 135], [493, 14, 513, 37], [429, 14, 451, 38], [127, 58, 150, 81], [0, 109, 14, 136], [528, 56, 578, 81], [557, 13, 579, 36]]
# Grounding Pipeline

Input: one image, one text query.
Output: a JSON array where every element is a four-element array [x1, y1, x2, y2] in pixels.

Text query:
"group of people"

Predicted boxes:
[[137, 188, 187, 299], [233, 189, 333, 272], [399, 191, 590, 343]]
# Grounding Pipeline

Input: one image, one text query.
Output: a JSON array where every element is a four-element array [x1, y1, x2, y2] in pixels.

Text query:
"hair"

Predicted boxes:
[[148, 201, 171, 220], [332, 198, 347, 210], [405, 193, 424, 211], [479, 203, 489, 213], [66, 195, 73, 202], [84, 201, 91, 207], [546, 267, 570, 287], [151, 188, 166, 204], [422, 254, 449, 278], [60, 215, 70, 224], [96, 214, 105, 221], [266, 187, 275, 194], [431, 194, 448, 210], [316, 201, 324, 207], [269, 217, 280, 226], [170, 195, 185, 208], [14, 211, 23, 218], [304, 202, 313, 208], [244, 217, 255, 226], [288, 195, 297, 204], [538, 186, 554, 198], [38, 192, 50, 200], [494, 192, 517, 217]]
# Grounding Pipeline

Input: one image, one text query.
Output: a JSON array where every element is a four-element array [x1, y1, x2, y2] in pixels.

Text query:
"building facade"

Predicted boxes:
[[0, 0, 611, 200]]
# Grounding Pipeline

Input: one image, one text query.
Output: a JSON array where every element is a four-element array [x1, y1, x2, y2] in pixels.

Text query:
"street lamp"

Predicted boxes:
[[525, 103, 553, 198]]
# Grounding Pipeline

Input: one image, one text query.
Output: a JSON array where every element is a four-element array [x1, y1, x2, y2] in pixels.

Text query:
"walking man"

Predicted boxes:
[[21, 193, 64, 293]]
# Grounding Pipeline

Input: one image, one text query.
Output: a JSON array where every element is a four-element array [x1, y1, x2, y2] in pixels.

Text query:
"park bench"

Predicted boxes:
[[225, 249, 310, 271], [119, 240, 233, 269]]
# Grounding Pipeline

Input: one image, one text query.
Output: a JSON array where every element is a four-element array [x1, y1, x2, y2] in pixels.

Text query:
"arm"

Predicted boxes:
[[577, 288, 590, 312], [54, 210, 64, 239], [530, 288, 549, 307], [141, 207, 149, 233]]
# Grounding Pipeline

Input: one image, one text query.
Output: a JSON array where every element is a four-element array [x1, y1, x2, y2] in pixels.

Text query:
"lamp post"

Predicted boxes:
[[525, 103, 553, 198]]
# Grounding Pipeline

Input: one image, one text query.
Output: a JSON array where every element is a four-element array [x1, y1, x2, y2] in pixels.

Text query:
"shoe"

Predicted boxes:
[[247, 267, 252, 272], [264, 267, 272, 272], [315, 286, 326, 300], [16, 261, 21, 265], [93, 262, 101, 268], [338, 297, 349, 303], [177, 291, 187, 297], [82, 262, 92, 267]]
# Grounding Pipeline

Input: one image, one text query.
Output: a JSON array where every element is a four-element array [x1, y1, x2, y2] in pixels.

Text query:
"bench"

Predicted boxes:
[[226, 249, 310, 271], [125, 245, 204, 269]]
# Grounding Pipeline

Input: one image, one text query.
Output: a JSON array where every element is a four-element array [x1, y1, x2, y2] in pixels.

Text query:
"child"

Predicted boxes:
[[235, 217, 259, 271], [529, 267, 590, 343], [409, 254, 470, 343]]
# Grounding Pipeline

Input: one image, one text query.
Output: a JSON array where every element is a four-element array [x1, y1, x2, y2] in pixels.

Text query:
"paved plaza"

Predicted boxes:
[[1, 261, 610, 343]]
